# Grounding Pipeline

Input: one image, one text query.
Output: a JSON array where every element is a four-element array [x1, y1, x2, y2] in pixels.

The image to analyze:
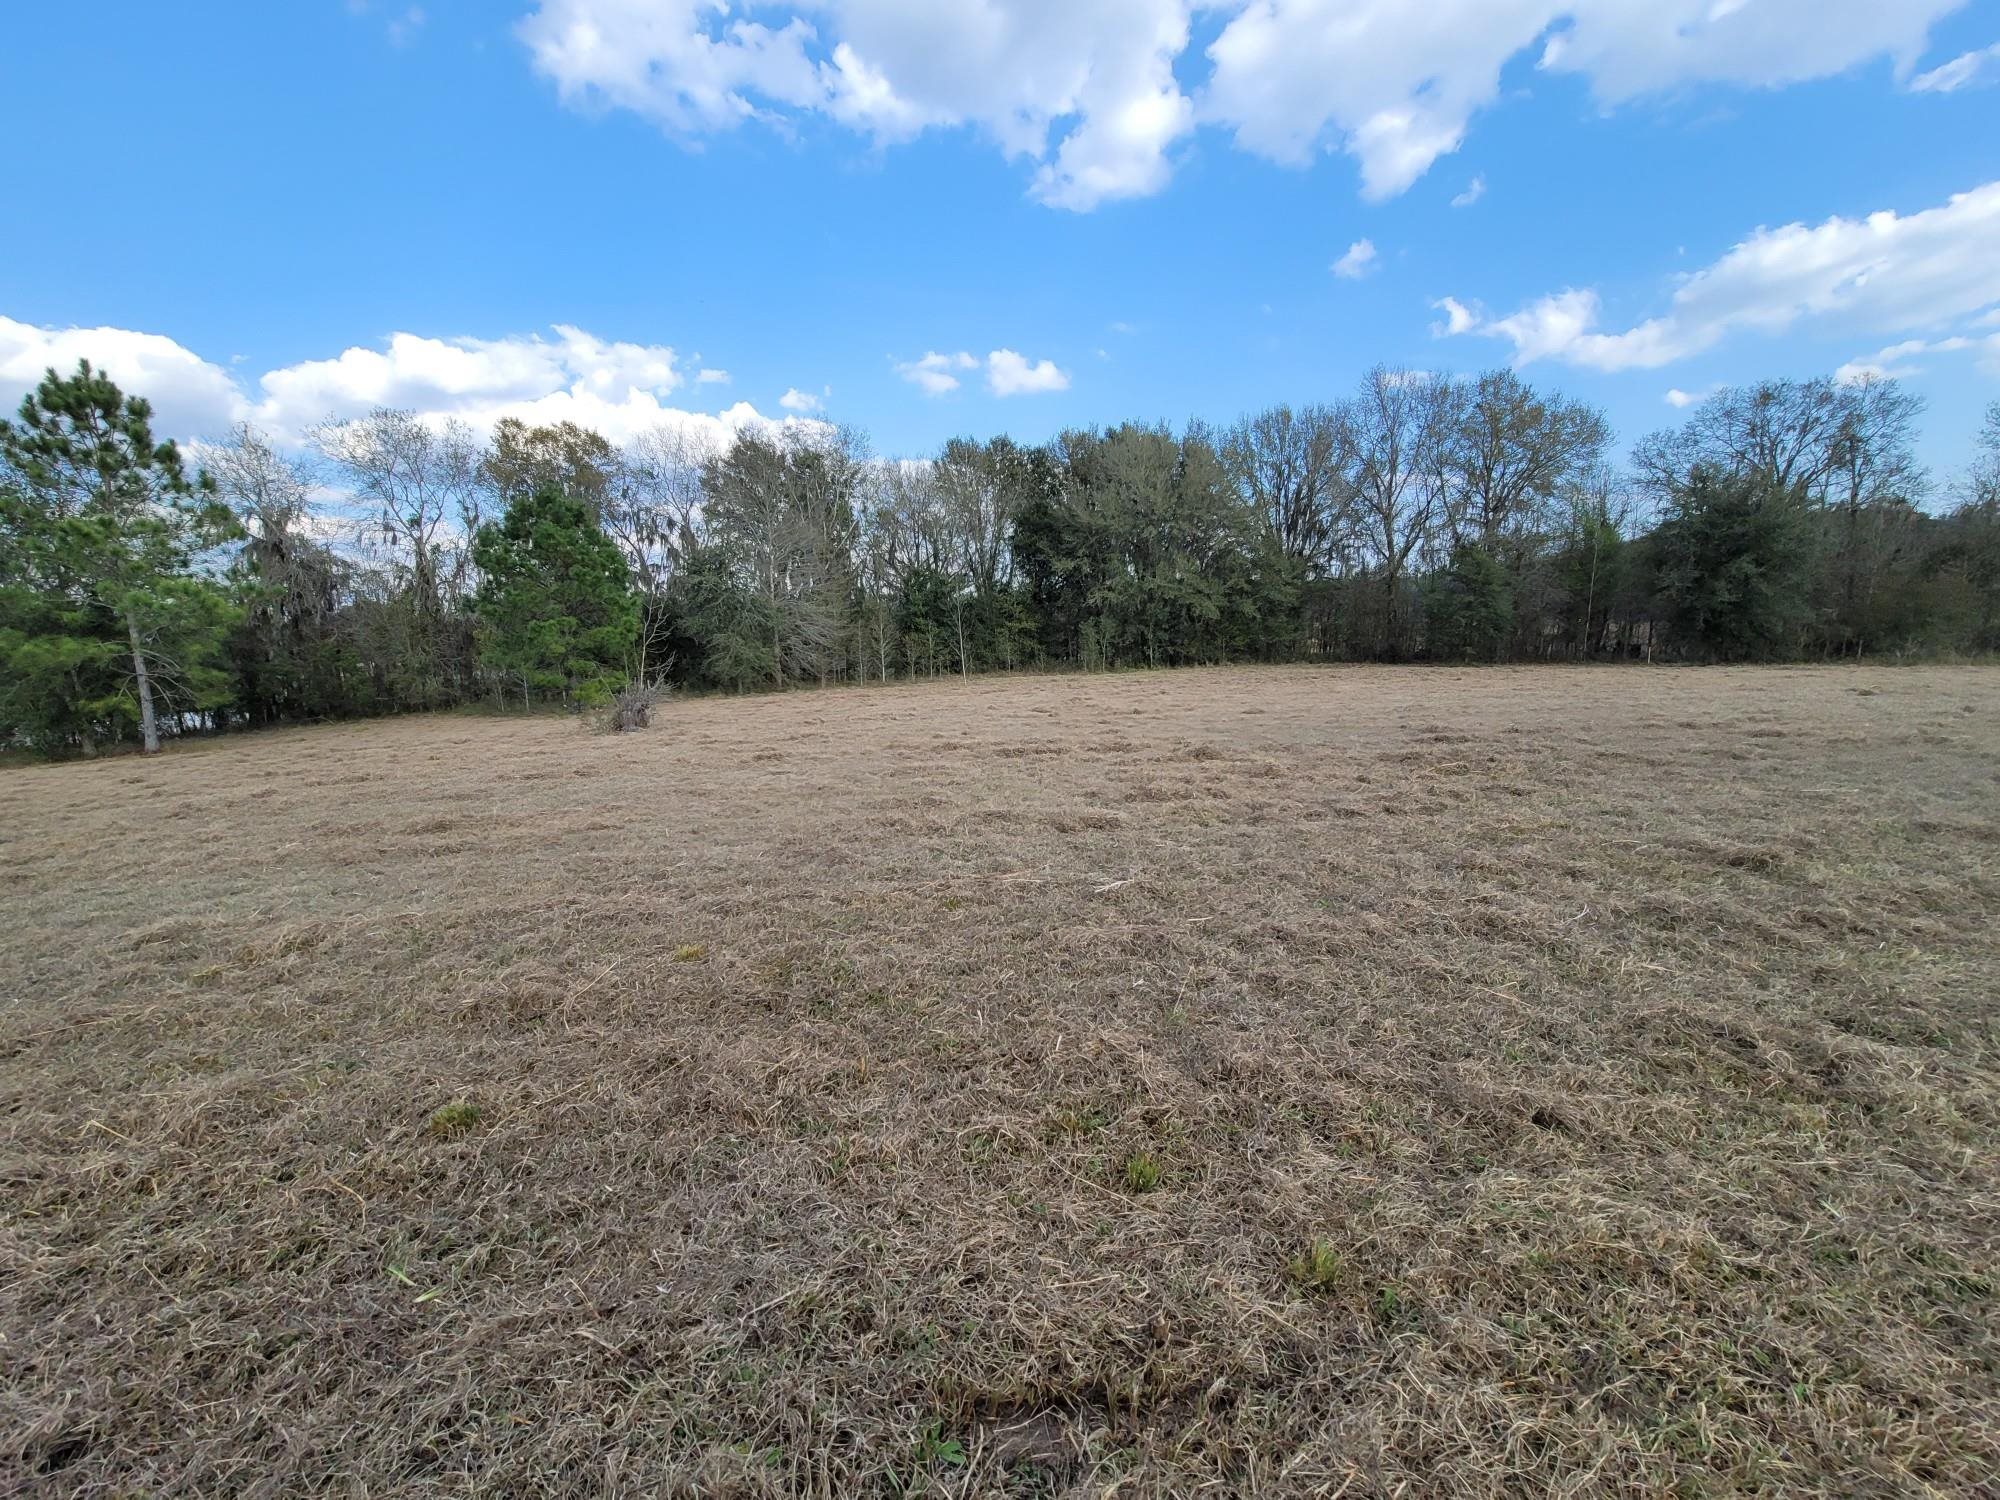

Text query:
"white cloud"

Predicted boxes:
[[248, 323, 690, 440], [1331, 238, 1379, 279], [696, 367, 731, 384], [896, 347, 1069, 396], [985, 348, 1068, 396], [1663, 387, 1703, 408], [1835, 334, 1988, 384], [1204, 0, 1956, 201], [894, 349, 978, 395], [0, 315, 248, 440], [516, 1, 1960, 209], [1439, 179, 2000, 370], [518, 0, 1197, 211], [1429, 296, 1479, 336], [1451, 174, 1486, 208], [0, 314, 807, 452], [1907, 43, 2000, 93], [779, 386, 823, 412]]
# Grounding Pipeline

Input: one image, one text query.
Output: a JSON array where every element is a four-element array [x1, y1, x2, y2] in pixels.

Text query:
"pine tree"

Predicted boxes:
[[1424, 541, 1513, 661], [471, 486, 639, 707], [0, 361, 239, 753], [1653, 467, 1814, 661]]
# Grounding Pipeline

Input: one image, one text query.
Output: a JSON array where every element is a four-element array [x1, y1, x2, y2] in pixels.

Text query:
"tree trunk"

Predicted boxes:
[[126, 608, 160, 755]]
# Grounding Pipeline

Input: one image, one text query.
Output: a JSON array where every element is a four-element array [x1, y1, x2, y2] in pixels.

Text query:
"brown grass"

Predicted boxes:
[[2, 664, 1997, 1496]]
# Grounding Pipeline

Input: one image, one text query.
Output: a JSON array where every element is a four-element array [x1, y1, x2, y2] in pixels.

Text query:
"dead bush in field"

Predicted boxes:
[[595, 680, 664, 732]]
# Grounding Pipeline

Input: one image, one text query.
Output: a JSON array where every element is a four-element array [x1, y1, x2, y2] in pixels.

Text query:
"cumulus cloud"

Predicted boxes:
[[1907, 42, 2000, 93], [518, 0, 1196, 210], [779, 386, 824, 412], [1436, 179, 2000, 370], [515, 0, 1960, 208], [1205, 0, 1956, 200], [1331, 238, 1379, 279], [1664, 388, 1701, 408], [894, 348, 1067, 396], [984, 349, 1069, 396], [696, 367, 732, 384], [1429, 296, 1479, 337], [0, 316, 250, 441], [0, 314, 806, 452], [894, 349, 979, 395]]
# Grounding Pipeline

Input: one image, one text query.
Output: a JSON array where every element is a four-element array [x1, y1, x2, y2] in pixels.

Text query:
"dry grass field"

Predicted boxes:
[[3, 664, 1998, 1497]]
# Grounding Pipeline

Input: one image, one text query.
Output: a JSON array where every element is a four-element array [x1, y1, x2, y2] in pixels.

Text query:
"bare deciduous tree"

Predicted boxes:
[[313, 409, 484, 613], [1634, 378, 1852, 506], [620, 423, 715, 595], [312, 409, 484, 706], [1341, 367, 1462, 656], [1448, 370, 1609, 542], [1222, 402, 1352, 570]]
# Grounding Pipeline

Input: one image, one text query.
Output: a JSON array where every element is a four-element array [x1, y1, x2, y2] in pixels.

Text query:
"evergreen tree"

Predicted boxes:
[[0, 362, 239, 753], [1550, 494, 1626, 656], [896, 564, 961, 677], [1652, 467, 1814, 661], [669, 543, 777, 691], [471, 486, 638, 706], [1424, 541, 1514, 660]]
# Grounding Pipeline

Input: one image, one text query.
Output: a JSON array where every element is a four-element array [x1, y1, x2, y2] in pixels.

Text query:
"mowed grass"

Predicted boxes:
[[2, 664, 1997, 1496]]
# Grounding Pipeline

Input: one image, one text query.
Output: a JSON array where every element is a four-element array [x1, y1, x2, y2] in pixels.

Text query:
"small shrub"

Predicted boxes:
[[1287, 1239, 1343, 1295], [591, 681, 665, 733], [1122, 1152, 1161, 1193], [428, 1099, 482, 1139]]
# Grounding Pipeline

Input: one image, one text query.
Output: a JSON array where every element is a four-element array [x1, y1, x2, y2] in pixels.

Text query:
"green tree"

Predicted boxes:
[[1550, 488, 1627, 656], [896, 563, 960, 677], [0, 361, 239, 753], [471, 486, 638, 706], [1424, 541, 1513, 660], [485, 417, 619, 515], [701, 431, 861, 687], [1919, 401, 2000, 652], [1652, 467, 1813, 661], [670, 542, 778, 691], [208, 425, 357, 723]]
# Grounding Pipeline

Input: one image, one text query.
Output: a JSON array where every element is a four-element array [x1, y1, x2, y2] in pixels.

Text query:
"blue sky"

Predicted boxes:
[[3, 1, 1998, 481]]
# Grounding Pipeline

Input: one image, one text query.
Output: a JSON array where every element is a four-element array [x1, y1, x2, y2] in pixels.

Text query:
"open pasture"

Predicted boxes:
[[3, 664, 1997, 1496]]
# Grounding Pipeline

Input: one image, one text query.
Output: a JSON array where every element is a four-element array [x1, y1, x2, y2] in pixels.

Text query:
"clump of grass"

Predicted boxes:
[[1374, 1283, 1414, 1326], [1050, 1105, 1106, 1139], [427, 1100, 482, 1139], [911, 1422, 965, 1469], [672, 943, 706, 962], [1287, 1238, 1343, 1295], [1121, 1152, 1161, 1193]]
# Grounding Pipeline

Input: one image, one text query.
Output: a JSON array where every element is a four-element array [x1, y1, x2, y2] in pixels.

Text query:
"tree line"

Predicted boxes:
[[3, 359, 1997, 753]]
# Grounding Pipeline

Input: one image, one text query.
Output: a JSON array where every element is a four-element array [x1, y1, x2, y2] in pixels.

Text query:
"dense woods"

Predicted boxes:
[[3, 360, 1997, 753]]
